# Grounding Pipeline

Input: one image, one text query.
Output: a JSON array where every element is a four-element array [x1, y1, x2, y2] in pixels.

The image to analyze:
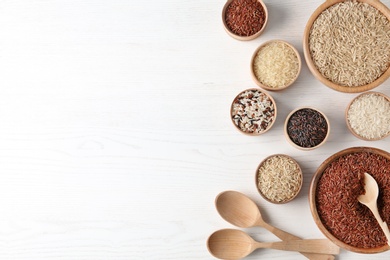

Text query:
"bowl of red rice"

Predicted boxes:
[[222, 0, 268, 41], [309, 147, 390, 253]]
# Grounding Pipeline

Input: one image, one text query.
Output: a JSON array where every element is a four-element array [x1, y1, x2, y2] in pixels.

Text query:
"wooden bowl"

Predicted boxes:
[[303, 0, 390, 93], [230, 88, 277, 136], [255, 154, 303, 204], [284, 107, 330, 150], [250, 40, 302, 91], [222, 0, 268, 41], [309, 147, 390, 253], [345, 91, 390, 141]]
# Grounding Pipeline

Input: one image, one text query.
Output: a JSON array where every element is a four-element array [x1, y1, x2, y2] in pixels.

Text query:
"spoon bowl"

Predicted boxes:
[[207, 229, 254, 260], [358, 172, 390, 246], [358, 172, 379, 204], [215, 190, 261, 228]]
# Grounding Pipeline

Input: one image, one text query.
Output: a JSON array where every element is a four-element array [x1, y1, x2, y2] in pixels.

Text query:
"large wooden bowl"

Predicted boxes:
[[309, 147, 390, 253], [303, 0, 390, 93]]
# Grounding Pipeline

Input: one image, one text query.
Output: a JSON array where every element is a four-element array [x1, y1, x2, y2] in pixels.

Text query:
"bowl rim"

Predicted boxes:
[[222, 0, 268, 41], [284, 106, 330, 150], [230, 88, 277, 136], [345, 91, 390, 141], [302, 0, 390, 93], [250, 39, 302, 91], [309, 146, 390, 253], [255, 153, 303, 204]]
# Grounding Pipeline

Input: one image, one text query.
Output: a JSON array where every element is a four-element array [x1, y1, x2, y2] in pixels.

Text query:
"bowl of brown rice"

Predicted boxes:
[[310, 147, 390, 253], [255, 154, 303, 204], [250, 40, 301, 91], [346, 91, 390, 141], [303, 0, 390, 93]]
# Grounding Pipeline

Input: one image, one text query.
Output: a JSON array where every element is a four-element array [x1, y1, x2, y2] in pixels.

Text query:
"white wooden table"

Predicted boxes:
[[0, 0, 389, 259]]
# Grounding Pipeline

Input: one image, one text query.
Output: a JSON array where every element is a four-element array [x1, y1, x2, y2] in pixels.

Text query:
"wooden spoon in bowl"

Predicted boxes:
[[215, 190, 337, 259], [207, 229, 340, 260], [358, 172, 390, 246]]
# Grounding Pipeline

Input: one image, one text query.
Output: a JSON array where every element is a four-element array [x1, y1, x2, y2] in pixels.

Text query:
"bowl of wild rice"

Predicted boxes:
[[346, 91, 390, 141], [284, 107, 330, 150], [310, 147, 390, 253], [303, 0, 390, 93], [256, 154, 303, 204], [222, 0, 268, 41], [230, 88, 276, 135], [250, 40, 301, 91]]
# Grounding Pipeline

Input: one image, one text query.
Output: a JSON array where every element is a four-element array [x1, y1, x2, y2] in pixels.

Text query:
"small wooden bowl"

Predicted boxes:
[[309, 147, 390, 253], [284, 107, 330, 150], [303, 0, 390, 93], [230, 88, 277, 136], [222, 0, 268, 41], [255, 154, 303, 204], [345, 91, 390, 141], [250, 40, 302, 91]]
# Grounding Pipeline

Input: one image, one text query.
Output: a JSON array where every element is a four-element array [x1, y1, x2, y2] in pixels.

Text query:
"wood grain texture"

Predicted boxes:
[[0, 0, 388, 259]]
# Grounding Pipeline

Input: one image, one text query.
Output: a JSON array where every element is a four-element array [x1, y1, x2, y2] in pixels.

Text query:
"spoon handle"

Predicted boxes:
[[262, 221, 301, 240], [255, 239, 340, 255], [367, 201, 390, 246], [261, 221, 336, 260], [381, 222, 390, 247]]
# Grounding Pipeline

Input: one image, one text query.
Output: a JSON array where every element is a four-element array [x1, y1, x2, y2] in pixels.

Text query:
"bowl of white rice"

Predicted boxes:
[[346, 91, 390, 140], [250, 40, 301, 91]]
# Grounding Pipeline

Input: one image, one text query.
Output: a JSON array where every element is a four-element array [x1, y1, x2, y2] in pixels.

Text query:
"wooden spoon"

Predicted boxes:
[[207, 229, 340, 260], [215, 190, 337, 260], [358, 172, 390, 246]]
